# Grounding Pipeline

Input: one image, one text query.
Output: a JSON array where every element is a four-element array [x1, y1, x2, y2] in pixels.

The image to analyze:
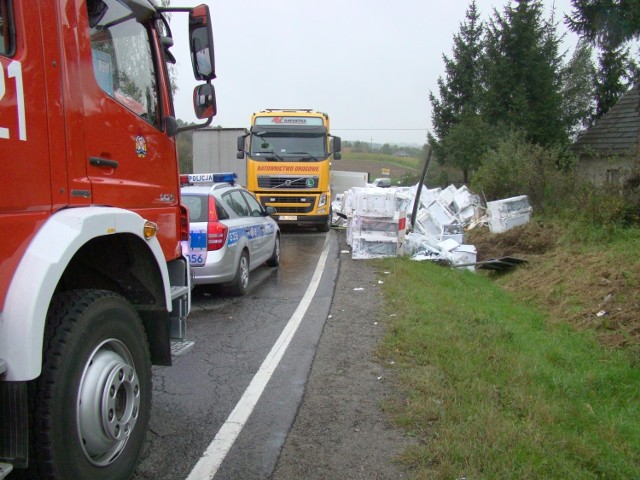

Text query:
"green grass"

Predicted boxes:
[[340, 151, 464, 186], [376, 257, 640, 480], [342, 151, 422, 170]]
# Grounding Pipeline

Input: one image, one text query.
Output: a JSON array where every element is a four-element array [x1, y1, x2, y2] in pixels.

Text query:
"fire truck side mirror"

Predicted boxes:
[[193, 84, 217, 119], [189, 5, 216, 81]]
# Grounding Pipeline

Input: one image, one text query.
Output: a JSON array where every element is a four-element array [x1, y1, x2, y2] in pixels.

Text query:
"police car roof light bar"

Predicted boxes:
[[182, 172, 237, 185]]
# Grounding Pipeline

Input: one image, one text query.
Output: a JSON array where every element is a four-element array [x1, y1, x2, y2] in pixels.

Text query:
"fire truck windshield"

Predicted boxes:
[[250, 132, 326, 161]]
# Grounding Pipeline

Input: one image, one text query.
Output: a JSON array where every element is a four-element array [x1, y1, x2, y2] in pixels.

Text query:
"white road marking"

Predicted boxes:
[[186, 236, 331, 480]]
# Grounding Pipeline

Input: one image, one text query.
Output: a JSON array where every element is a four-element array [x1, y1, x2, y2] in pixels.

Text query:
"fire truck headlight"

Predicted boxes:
[[318, 194, 327, 208]]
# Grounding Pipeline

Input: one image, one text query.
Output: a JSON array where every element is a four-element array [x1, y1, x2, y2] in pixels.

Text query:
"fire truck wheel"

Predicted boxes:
[[29, 289, 152, 480], [266, 234, 280, 267], [227, 250, 250, 296]]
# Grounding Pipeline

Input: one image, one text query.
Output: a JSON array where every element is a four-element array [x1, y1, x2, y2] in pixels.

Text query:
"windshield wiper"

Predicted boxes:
[[255, 150, 284, 161], [290, 151, 320, 162]]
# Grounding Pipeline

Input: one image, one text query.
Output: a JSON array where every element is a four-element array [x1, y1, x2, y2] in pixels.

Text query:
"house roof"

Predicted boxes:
[[573, 85, 640, 156]]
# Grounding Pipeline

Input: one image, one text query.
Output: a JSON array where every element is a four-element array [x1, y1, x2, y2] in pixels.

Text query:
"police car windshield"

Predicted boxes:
[[250, 132, 326, 161]]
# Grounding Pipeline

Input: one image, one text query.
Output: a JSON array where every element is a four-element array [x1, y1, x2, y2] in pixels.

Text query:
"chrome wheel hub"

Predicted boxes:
[[77, 340, 140, 466]]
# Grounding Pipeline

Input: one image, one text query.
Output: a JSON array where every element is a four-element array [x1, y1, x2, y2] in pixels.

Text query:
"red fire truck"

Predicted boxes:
[[0, 1, 217, 478]]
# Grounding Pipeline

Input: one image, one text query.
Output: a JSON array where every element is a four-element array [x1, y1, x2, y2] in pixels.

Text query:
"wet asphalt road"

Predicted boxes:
[[132, 228, 339, 480]]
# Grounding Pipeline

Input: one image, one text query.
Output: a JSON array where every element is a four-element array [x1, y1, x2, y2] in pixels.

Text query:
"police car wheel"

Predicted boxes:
[[228, 250, 250, 296], [266, 235, 280, 267], [28, 289, 151, 480]]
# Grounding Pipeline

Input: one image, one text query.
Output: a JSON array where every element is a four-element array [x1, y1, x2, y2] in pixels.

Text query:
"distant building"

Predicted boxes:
[[573, 85, 639, 186]]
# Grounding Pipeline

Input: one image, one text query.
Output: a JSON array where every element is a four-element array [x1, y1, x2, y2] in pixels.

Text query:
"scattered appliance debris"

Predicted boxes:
[[341, 187, 406, 260], [332, 183, 532, 271], [486, 195, 533, 234], [452, 256, 528, 271]]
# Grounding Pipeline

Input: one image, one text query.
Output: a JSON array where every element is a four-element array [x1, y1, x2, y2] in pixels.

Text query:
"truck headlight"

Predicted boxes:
[[318, 194, 327, 208]]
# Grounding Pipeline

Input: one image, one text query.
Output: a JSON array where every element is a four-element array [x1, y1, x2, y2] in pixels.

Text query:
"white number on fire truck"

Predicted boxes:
[[0, 60, 26, 141]]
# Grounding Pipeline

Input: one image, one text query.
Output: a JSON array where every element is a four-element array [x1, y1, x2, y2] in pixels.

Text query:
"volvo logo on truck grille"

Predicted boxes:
[[258, 175, 318, 189]]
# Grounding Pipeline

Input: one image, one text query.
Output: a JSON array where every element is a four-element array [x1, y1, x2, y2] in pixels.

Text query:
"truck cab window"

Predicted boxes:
[[251, 132, 326, 159], [0, 0, 14, 56], [87, 0, 159, 127]]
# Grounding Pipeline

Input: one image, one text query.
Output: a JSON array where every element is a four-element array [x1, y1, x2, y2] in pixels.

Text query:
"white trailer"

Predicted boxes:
[[192, 128, 249, 185]]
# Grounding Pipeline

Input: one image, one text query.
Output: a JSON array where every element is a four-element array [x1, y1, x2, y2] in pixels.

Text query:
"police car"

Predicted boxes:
[[181, 172, 280, 295]]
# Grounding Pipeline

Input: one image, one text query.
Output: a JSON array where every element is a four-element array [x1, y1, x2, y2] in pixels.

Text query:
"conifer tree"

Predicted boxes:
[[483, 0, 567, 146], [594, 42, 638, 119], [428, 1, 485, 183], [568, 0, 638, 120], [568, 0, 640, 49], [429, 1, 484, 139]]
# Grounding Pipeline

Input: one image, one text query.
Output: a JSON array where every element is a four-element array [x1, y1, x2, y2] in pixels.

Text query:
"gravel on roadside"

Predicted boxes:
[[271, 229, 416, 480]]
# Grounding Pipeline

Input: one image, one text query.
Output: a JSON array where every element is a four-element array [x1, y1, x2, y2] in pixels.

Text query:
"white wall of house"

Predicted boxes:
[[577, 151, 638, 186]]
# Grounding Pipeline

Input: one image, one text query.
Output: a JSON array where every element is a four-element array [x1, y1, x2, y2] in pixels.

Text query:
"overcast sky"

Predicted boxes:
[[167, 0, 578, 146]]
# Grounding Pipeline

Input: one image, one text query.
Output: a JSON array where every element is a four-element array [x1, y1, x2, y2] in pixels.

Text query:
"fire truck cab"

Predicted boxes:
[[0, 1, 216, 478]]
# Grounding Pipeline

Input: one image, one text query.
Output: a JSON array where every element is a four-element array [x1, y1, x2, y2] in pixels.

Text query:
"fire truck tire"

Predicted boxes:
[[266, 234, 280, 267], [227, 250, 250, 296], [28, 289, 152, 480]]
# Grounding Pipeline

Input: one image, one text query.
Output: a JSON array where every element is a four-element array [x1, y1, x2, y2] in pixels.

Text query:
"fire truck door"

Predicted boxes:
[[81, 0, 178, 225], [0, 2, 60, 307]]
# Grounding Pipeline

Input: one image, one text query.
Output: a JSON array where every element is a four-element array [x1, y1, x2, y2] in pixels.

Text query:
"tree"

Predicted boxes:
[[567, 0, 640, 49], [352, 141, 368, 153], [483, 0, 567, 146], [567, 0, 639, 121], [429, 1, 484, 141], [560, 40, 596, 137], [152, 0, 178, 97], [428, 1, 485, 181], [594, 42, 638, 118], [471, 129, 573, 210], [176, 119, 196, 173], [439, 113, 496, 184]]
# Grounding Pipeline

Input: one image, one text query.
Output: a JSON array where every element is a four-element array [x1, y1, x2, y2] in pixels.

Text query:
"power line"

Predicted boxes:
[[333, 128, 428, 131]]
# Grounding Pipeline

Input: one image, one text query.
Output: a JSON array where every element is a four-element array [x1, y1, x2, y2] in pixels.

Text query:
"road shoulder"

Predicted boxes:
[[271, 229, 415, 479]]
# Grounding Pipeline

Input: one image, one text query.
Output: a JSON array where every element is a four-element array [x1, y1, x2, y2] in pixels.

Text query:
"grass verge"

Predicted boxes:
[[376, 257, 640, 479], [339, 151, 464, 185], [342, 151, 421, 170]]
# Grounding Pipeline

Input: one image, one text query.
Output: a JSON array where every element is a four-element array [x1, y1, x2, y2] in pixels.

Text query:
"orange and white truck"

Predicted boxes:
[[236, 109, 341, 232], [0, 1, 217, 478]]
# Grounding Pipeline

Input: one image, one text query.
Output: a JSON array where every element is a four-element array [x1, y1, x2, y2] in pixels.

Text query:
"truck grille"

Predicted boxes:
[[260, 196, 316, 214], [257, 175, 319, 189]]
